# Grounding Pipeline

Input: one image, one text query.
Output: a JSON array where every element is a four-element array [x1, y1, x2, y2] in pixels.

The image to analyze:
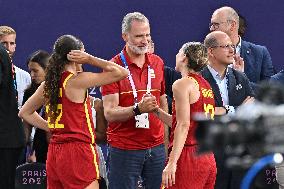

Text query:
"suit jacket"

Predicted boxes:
[[164, 66, 181, 99], [270, 70, 284, 85], [241, 39, 274, 84], [201, 66, 254, 108], [0, 44, 25, 148], [164, 66, 181, 114], [201, 66, 254, 189]]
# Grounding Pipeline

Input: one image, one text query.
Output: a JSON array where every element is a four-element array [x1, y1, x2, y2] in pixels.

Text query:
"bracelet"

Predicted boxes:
[[133, 103, 141, 116]]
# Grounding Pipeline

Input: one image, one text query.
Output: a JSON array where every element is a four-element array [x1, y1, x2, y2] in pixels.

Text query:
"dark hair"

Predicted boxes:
[[26, 50, 50, 69], [181, 42, 208, 72], [238, 14, 247, 38], [24, 50, 50, 102], [44, 35, 81, 122]]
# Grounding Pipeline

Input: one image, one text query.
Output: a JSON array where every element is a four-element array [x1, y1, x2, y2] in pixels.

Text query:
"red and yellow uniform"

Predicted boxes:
[[168, 73, 216, 189], [46, 71, 100, 189]]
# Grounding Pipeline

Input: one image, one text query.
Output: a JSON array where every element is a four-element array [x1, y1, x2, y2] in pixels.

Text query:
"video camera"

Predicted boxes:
[[195, 82, 284, 169]]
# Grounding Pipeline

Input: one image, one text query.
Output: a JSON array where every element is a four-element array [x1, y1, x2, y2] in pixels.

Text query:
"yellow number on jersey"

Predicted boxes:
[[46, 104, 64, 129], [204, 103, 214, 120]]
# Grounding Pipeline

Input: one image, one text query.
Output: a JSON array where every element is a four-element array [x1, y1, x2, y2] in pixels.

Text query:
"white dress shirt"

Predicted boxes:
[[15, 66, 31, 109]]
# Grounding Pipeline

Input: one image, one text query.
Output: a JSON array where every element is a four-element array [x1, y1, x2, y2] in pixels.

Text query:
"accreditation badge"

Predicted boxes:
[[135, 113, 150, 129]]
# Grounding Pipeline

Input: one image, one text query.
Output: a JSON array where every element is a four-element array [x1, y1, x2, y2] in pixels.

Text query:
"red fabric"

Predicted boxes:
[[47, 71, 96, 144], [170, 73, 215, 147], [101, 47, 165, 150], [166, 146, 216, 189], [47, 142, 100, 189]]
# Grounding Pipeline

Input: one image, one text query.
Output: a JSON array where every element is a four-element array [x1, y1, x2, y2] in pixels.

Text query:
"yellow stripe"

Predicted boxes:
[[120, 89, 161, 95], [90, 144, 100, 179], [84, 101, 95, 144], [187, 76, 200, 90], [63, 73, 73, 89], [59, 88, 62, 97]]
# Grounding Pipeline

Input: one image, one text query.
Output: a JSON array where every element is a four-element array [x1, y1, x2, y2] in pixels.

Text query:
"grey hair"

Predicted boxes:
[[215, 6, 239, 28], [121, 12, 149, 33]]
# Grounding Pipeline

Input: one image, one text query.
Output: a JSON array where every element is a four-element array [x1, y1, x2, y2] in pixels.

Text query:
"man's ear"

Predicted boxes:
[[122, 33, 128, 42], [230, 20, 237, 31], [208, 48, 214, 57]]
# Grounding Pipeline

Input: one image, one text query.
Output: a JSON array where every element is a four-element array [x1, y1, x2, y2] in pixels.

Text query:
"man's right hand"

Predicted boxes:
[[233, 54, 245, 72], [138, 94, 158, 113]]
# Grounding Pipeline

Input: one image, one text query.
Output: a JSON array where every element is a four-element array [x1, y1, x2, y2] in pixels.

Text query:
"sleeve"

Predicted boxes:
[[260, 46, 275, 80], [22, 89, 30, 105], [270, 71, 284, 86], [101, 81, 120, 96], [241, 71, 259, 95], [243, 73, 255, 97], [164, 66, 181, 98]]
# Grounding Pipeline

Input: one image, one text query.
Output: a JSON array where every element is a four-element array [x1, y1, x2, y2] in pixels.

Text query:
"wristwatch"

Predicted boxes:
[[223, 105, 230, 114], [133, 103, 141, 116]]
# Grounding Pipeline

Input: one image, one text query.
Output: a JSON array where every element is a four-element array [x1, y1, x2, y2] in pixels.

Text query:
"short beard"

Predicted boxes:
[[128, 43, 148, 55]]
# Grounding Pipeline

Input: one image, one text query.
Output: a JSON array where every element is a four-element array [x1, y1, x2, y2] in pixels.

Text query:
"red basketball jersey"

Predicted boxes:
[[170, 73, 215, 148], [46, 71, 96, 144]]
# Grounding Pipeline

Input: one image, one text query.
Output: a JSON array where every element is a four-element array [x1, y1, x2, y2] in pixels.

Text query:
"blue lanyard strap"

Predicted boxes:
[[119, 51, 152, 104], [120, 51, 128, 68]]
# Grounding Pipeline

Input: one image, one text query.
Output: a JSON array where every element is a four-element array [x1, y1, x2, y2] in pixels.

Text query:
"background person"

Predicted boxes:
[[201, 31, 254, 189], [0, 42, 25, 189], [22, 50, 50, 163], [0, 26, 31, 109], [209, 7, 275, 88]]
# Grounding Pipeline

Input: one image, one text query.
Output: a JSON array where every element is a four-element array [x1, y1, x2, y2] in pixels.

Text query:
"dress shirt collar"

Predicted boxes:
[[235, 36, 242, 55], [207, 65, 229, 81]]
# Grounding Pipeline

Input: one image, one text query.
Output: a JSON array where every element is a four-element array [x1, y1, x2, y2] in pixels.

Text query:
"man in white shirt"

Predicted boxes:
[[0, 26, 31, 109]]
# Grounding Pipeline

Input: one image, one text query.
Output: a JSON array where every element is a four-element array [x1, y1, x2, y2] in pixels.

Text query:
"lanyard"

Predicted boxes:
[[119, 51, 152, 104]]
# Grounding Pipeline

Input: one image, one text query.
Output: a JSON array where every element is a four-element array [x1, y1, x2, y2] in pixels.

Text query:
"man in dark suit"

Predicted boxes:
[[209, 6, 275, 86], [0, 43, 25, 188], [164, 66, 181, 113], [201, 31, 254, 189]]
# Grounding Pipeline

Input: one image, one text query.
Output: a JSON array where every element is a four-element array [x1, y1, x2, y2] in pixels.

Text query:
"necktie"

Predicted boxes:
[[11, 61, 18, 100]]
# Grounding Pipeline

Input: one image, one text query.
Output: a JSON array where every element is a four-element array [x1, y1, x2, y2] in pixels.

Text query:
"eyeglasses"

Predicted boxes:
[[211, 44, 236, 51], [209, 21, 229, 30]]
